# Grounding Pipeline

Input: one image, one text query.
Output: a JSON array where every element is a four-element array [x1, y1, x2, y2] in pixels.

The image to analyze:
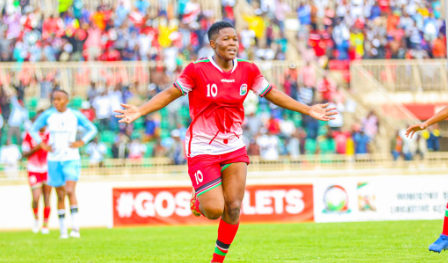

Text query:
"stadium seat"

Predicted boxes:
[[305, 139, 317, 154], [26, 97, 39, 110], [29, 111, 37, 120], [70, 97, 84, 110], [101, 131, 116, 144]]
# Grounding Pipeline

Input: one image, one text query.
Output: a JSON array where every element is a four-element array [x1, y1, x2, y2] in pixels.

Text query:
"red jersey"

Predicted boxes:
[[22, 131, 50, 173], [174, 56, 272, 157]]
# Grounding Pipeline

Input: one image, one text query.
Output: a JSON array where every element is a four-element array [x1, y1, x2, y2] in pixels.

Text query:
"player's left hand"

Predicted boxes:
[[70, 140, 85, 148], [309, 103, 338, 121]]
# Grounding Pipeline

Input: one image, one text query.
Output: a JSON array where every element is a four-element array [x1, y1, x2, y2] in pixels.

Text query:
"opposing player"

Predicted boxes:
[[22, 120, 51, 234], [407, 106, 448, 253], [115, 21, 337, 262], [29, 90, 97, 239]]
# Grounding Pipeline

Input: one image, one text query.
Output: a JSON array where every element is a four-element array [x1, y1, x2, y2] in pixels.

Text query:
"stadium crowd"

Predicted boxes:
[[0, 0, 288, 64], [0, 0, 444, 172], [281, 0, 447, 60]]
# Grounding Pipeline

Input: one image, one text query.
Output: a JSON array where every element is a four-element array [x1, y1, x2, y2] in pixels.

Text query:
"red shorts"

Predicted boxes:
[[28, 172, 48, 189], [187, 147, 250, 198]]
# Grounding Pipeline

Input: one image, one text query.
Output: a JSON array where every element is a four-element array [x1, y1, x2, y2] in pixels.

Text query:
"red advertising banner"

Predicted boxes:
[[113, 184, 313, 226]]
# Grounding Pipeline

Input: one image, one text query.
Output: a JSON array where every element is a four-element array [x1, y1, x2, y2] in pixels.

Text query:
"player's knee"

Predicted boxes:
[[225, 200, 242, 218], [203, 205, 224, 220], [65, 188, 75, 197]]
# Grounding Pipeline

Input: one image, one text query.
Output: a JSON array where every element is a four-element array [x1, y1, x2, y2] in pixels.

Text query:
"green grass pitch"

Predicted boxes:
[[1, 220, 447, 262]]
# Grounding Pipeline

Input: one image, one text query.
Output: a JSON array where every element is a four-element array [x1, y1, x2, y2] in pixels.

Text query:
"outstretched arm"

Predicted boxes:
[[406, 106, 448, 138], [264, 89, 337, 121], [115, 86, 183, 124]]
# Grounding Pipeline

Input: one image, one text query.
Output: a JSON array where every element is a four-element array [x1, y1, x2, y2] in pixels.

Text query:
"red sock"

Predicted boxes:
[[442, 203, 448, 236], [33, 207, 38, 219], [211, 219, 239, 263], [43, 207, 51, 227]]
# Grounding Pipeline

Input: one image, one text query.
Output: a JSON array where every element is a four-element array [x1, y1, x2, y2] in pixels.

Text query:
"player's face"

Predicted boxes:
[[212, 28, 238, 61], [52, 91, 69, 112]]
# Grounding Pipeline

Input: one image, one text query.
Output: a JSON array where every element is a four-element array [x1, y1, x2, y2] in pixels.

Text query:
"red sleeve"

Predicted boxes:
[[249, 63, 272, 97], [173, 63, 196, 95]]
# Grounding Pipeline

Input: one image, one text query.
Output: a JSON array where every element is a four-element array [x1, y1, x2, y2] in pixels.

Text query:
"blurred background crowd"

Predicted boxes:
[[0, 0, 444, 171]]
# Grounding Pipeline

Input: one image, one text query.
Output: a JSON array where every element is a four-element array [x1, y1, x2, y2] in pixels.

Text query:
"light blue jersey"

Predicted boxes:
[[29, 108, 97, 162]]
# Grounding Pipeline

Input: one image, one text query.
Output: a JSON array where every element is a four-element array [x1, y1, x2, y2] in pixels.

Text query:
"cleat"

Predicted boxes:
[[70, 230, 80, 238], [429, 234, 448, 253], [190, 189, 202, 217], [32, 221, 39, 234], [60, 233, 69, 239], [41, 227, 50, 234]]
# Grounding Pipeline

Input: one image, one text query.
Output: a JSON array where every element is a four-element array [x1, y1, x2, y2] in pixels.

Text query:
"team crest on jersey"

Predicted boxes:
[[240, 84, 248, 96]]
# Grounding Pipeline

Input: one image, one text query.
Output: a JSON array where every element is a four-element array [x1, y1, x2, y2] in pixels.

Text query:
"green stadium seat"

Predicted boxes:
[[145, 142, 156, 157], [29, 111, 37, 120], [134, 117, 144, 130], [305, 139, 317, 154], [26, 97, 39, 110], [71, 96, 84, 110], [101, 131, 116, 144]]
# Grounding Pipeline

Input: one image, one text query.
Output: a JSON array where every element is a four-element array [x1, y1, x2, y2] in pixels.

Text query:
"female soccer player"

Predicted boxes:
[[22, 123, 51, 234], [115, 21, 337, 262], [29, 90, 97, 239], [407, 106, 448, 253]]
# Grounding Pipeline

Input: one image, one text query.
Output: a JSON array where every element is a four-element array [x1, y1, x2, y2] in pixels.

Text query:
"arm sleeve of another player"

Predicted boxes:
[[173, 63, 196, 95], [74, 110, 98, 144], [29, 109, 52, 144], [250, 63, 273, 98]]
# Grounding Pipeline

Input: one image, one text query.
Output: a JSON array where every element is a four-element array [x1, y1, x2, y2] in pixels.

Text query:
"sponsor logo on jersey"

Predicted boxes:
[[221, 79, 235, 83], [240, 84, 248, 96]]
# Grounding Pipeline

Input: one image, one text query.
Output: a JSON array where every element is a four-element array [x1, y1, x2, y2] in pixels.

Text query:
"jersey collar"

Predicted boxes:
[[208, 56, 238, 74]]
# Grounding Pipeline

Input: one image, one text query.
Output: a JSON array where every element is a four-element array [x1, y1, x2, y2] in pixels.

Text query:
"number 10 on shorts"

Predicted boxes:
[[194, 170, 203, 185]]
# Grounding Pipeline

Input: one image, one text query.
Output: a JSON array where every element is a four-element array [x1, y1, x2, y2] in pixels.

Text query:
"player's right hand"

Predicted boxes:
[[405, 122, 428, 138], [114, 103, 142, 124], [39, 142, 53, 152]]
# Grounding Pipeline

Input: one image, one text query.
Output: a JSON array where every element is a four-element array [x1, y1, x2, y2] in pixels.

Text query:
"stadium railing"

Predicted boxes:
[[352, 60, 448, 93], [1, 152, 448, 178], [27, 0, 222, 19]]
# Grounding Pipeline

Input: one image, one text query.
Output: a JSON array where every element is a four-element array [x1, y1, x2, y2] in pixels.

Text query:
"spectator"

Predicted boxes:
[[317, 74, 336, 102], [80, 101, 96, 122], [167, 129, 185, 165], [108, 84, 123, 131], [92, 90, 111, 131], [287, 130, 301, 158], [128, 137, 147, 159], [86, 137, 107, 167], [257, 130, 280, 160], [0, 139, 22, 178], [8, 95, 29, 145], [353, 129, 370, 154], [391, 130, 403, 161], [143, 114, 159, 142], [362, 111, 379, 139], [245, 112, 263, 138], [153, 138, 167, 158]]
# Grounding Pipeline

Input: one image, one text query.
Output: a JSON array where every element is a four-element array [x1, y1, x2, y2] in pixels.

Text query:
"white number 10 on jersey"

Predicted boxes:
[[207, 84, 218, 97], [194, 170, 204, 185]]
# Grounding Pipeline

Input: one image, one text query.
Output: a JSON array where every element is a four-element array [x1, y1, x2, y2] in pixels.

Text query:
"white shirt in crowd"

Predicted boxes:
[[86, 141, 108, 164], [108, 90, 123, 116], [92, 94, 112, 119], [0, 144, 22, 176], [257, 134, 280, 160], [128, 141, 147, 159], [8, 96, 29, 128]]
